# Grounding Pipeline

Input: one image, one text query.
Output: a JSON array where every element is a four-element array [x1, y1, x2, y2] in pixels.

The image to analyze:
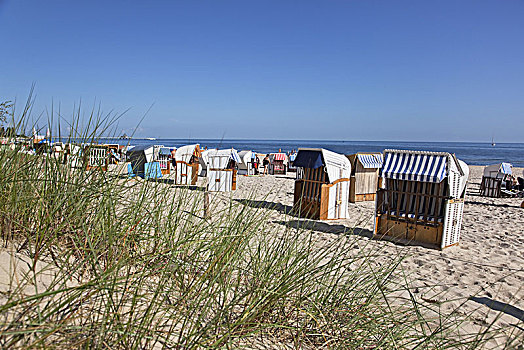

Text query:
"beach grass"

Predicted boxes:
[[0, 102, 517, 349]]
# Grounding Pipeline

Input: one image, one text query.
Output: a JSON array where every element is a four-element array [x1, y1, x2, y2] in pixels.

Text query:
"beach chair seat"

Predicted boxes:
[[389, 211, 444, 224]]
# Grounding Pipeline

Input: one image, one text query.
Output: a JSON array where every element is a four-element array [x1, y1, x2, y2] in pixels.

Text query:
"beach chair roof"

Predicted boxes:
[[158, 147, 171, 156], [270, 153, 287, 161], [175, 144, 201, 162], [126, 144, 154, 162], [127, 144, 152, 153], [199, 149, 211, 169], [294, 150, 323, 169], [483, 162, 512, 178], [382, 149, 465, 183], [207, 148, 240, 161], [206, 148, 240, 169], [356, 153, 383, 169], [238, 150, 253, 165], [294, 148, 351, 183]]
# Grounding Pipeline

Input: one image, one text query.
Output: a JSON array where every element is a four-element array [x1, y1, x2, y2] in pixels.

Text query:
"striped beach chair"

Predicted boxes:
[[269, 153, 288, 175], [346, 153, 383, 202], [374, 150, 469, 249]]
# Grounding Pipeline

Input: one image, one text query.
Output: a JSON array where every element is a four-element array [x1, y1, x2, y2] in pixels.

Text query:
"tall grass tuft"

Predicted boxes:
[[0, 99, 516, 349]]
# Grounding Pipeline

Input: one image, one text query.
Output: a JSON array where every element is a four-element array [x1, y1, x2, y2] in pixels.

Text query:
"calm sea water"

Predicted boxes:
[[97, 138, 524, 167]]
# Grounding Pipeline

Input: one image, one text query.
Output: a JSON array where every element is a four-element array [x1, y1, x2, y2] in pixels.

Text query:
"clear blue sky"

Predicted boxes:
[[1, 0, 523, 142]]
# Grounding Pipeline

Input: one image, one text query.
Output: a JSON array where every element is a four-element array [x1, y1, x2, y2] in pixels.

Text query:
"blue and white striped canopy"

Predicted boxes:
[[382, 151, 448, 183], [357, 153, 383, 168], [500, 162, 512, 175], [230, 150, 241, 163]]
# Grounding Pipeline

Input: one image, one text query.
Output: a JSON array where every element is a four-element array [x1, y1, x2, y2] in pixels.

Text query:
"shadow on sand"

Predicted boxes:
[[469, 296, 524, 322], [151, 178, 207, 191], [234, 199, 294, 215], [273, 219, 373, 238], [465, 200, 522, 209], [235, 199, 373, 238], [273, 175, 295, 180]]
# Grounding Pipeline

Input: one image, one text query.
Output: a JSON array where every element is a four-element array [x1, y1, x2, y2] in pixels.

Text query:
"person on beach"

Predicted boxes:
[[253, 156, 259, 175], [262, 154, 269, 175], [171, 149, 176, 168], [517, 176, 524, 191]]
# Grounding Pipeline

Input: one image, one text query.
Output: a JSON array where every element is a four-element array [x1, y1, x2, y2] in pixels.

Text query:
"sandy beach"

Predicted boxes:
[[1, 159, 522, 348], [199, 165, 523, 346]]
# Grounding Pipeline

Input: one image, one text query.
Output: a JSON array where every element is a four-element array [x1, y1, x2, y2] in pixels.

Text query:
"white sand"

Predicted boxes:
[[219, 165, 524, 346]]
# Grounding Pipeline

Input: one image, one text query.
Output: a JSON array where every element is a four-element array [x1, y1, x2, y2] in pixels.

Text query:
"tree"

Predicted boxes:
[[0, 100, 14, 125]]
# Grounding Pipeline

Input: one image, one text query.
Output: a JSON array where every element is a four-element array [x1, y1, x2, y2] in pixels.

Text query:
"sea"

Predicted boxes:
[[95, 138, 524, 168]]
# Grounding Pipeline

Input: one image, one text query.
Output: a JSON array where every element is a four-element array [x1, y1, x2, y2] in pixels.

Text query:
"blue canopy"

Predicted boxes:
[[293, 150, 323, 169], [159, 147, 171, 156]]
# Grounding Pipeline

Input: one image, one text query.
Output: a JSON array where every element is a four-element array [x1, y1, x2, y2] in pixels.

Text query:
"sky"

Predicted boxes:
[[1, 0, 523, 142]]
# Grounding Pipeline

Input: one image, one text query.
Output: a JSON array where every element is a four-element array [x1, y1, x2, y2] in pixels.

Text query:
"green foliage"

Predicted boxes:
[[0, 100, 14, 125], [0, 100, 517, 349]]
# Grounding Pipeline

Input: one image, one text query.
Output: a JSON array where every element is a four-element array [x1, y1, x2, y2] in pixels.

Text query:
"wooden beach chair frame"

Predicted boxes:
[[83, 145, 109, 171]]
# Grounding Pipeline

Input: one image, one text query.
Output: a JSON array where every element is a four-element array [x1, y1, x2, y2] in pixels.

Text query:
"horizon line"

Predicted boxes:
[[94, 136, 523, 145]]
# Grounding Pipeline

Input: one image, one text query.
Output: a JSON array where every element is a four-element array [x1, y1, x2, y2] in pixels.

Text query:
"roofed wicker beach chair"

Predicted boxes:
[[374, 149, 469, 249], [206, 148, 240, 192], [480, 162, 514, 197], [126, 145, 163, 179], [293, 148, 351, 220], [269, 153, 288, 175], [237, 150, 255, 176], [174, 144, 201, 185], [84, 144, 109, 171], [346, 153, 383, 203]]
